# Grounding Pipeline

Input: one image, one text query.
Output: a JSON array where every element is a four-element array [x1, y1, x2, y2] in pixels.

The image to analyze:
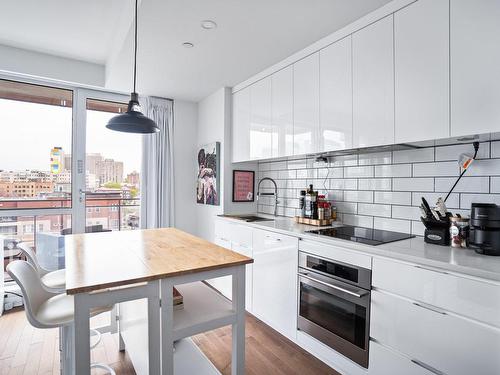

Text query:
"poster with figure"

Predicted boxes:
[[196, 142, 220, 205]]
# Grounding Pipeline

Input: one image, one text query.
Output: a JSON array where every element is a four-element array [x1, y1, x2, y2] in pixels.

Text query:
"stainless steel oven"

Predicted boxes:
[[298, 252, 371, 368]]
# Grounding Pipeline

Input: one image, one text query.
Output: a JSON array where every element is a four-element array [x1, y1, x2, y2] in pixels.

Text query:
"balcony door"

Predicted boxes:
[[73, 90, 140, 234], [0, 77, 140, 286]]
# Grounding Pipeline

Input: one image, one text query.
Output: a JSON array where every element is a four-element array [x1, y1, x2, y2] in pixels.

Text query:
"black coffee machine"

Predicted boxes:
[[469, 203, 500, 256]]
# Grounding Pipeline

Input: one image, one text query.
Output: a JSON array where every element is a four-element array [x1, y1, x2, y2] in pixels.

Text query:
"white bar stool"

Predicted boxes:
[[7, 260, 116, 374], [18, 242, 66, 293]]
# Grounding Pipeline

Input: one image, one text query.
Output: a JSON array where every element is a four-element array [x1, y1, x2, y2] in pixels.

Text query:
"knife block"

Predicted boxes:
[[424, 227, 450, 246]]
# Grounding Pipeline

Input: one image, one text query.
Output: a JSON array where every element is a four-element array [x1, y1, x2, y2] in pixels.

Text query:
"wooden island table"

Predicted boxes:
[[63, 228, 253, 375]]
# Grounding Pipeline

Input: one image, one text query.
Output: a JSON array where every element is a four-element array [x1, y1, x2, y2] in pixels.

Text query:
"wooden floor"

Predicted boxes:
[[0, 309, 337, 375]]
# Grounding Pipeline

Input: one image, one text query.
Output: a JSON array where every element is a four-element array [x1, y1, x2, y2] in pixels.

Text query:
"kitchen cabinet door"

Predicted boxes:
[[252, 229, 298, 340], [353, 15, 394, 148], [395, 0, 449, 143], [293, 53, 320, 156], [232, 88, 251, 162], [451, 0, 500, 137], [250, 77, 273, 160], [319, 36, 352, 152], [271, 66, 294, 157]]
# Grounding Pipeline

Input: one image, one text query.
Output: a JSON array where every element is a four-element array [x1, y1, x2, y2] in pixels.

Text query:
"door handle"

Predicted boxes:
[[413, 302, 447, 315], [411, 359, 445, 375], [299, 272, 367, 298]]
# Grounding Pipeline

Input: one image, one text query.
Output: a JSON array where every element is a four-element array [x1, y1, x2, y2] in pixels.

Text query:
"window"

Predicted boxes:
[[22, 224, 34, 234], [0, 79, 72, 210]]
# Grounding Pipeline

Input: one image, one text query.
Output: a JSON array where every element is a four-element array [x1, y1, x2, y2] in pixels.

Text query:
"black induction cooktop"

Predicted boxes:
[[307, 225, 415, 246]]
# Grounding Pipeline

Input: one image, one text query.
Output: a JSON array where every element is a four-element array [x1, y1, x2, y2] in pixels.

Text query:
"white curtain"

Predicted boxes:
[[140, 96, 175, 228]]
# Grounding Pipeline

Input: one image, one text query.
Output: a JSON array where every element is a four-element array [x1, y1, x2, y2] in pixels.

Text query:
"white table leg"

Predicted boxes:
[[74, 293, 91, 375], [148, 281, 161, 375], [160, 278, 174, 375], [232, 265, 246, 375]]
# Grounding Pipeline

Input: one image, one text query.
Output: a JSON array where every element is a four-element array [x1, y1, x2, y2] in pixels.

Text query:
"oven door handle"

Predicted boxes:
[[299, 272, 368, 298]]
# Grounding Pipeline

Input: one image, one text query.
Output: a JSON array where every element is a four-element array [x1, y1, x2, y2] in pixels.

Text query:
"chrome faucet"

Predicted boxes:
[[257, 177, 278, 216]]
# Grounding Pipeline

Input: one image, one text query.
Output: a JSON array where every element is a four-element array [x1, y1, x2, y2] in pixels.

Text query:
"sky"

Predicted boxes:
[[0, 99, 142, 175]]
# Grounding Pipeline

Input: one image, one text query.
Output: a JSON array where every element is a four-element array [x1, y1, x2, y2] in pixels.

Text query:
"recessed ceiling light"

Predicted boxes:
[[201, 20, 217, 30], [182, 42, 194, 48]]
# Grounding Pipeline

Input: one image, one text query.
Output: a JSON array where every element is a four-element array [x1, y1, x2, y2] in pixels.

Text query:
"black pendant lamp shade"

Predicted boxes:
[[106, 93, 159, 133], [106, 0, 159, 134]]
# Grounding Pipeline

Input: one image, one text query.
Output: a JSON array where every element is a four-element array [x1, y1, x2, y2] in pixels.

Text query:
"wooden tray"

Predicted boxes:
[[294, 216, 334, 226]]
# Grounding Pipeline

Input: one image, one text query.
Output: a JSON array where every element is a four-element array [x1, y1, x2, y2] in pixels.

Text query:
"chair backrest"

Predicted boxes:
[[6, 260, 54, 328], [17, 242, 48, 277]]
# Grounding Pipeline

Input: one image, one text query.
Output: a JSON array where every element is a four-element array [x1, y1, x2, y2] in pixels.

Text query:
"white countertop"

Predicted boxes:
[[218, 215, 500, 282]]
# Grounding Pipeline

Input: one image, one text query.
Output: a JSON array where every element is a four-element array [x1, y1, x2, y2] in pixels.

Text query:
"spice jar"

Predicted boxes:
[[450, 216, 470, 248]]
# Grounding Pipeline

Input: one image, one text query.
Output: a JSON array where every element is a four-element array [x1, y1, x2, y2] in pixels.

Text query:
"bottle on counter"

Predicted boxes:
[[299, 190, 306, 218], [304, 184, 317, 219]]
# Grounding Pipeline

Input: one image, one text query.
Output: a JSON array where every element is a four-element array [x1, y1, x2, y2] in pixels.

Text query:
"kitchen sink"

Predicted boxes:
[[219, 214, 274, 222]]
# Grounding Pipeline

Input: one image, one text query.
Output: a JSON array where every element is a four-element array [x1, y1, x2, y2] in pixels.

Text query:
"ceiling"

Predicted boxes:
[[1, 0, 393, 101]]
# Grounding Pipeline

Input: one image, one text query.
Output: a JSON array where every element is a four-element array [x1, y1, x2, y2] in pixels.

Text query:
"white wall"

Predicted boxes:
[[0, 44, 105, 86], [173, 100, 198, 234], [195, 88, 257, 241]]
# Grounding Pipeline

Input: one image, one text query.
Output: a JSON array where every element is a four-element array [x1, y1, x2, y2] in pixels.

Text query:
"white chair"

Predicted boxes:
[[7, 260, 116, 374], [17, 242, 66, 293]]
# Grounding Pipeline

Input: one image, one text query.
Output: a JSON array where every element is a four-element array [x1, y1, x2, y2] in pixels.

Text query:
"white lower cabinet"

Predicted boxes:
[[232, 243, 253, 312], [369, 341, 433, 375], [209, 238, 233, 300], [371, 289, 500, 375], [252, 229, 298, 340]]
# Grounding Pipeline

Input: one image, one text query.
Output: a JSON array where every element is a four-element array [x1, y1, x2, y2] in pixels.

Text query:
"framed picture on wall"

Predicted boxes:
[[196, 142, 220, 205], [232, 170, 255, 202]]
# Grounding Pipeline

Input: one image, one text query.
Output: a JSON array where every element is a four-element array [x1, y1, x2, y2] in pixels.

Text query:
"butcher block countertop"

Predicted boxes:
[[64, 228, 253, 295]]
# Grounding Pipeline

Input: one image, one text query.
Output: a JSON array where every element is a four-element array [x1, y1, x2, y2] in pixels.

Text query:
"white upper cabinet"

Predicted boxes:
[[271, 66, 294, 157], [293, 53, 320, 155], [353, 15, 395, 148], [249, 77, 273, 160], [232, 87, 250, 163], [319, 36, 353, 152], [395, 0, 449, 143], [451, 0, 500, 137]]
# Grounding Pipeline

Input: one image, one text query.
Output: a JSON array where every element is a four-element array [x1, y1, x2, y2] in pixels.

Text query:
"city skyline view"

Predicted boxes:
[[0, 99, 142, 175]]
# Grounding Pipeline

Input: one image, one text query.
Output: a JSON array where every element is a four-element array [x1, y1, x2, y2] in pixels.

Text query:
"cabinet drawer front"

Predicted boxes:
[[299, 239, 371, 269], [214, 220, 253, 248], [372, 257, 500, 327], [369, 341, 434, 375], [371, 290, 500, 375], [254, 229, 297, 253]]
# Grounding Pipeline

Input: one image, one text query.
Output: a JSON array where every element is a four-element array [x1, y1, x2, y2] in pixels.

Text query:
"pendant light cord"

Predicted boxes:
[[133, 0, 138, 94]]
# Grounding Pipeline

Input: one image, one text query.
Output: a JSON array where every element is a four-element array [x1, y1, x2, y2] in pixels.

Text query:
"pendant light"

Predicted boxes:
[[106, 0, 159, 133]]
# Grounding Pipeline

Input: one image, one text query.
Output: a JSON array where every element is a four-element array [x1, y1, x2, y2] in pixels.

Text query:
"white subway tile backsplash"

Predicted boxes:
[[335, 201, 358, 214], [435, 142, 490, 161], [434, 177, 489, 193], [393, 148, 434, 164], [278, 170, 296, 179], [411, 192, 460, 209], [393, 178, 434, 192], [288, 159, 307, 169], [413, 161, 459, 177], [344, 191, 374, 203], [460, 194, 500, 209], [411, 221, 426, 236], [358, 203, 391, 217], [374, 217, 411, 234], [330, 155, 358, 167], [344, 166, 374, 178], [374, 191, 411, 205], [257, 141, 499, 232], [343, 214, 373, 228], [491, 177, 500, 193], [492, 141, 500, 158], [466, 159, 500, 176], [358, 178, 392, 191], [392, 205, 421, 220], [375, 164, 411, 178], [358, 152, 392, 166], [330, 179, 357, 190]]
